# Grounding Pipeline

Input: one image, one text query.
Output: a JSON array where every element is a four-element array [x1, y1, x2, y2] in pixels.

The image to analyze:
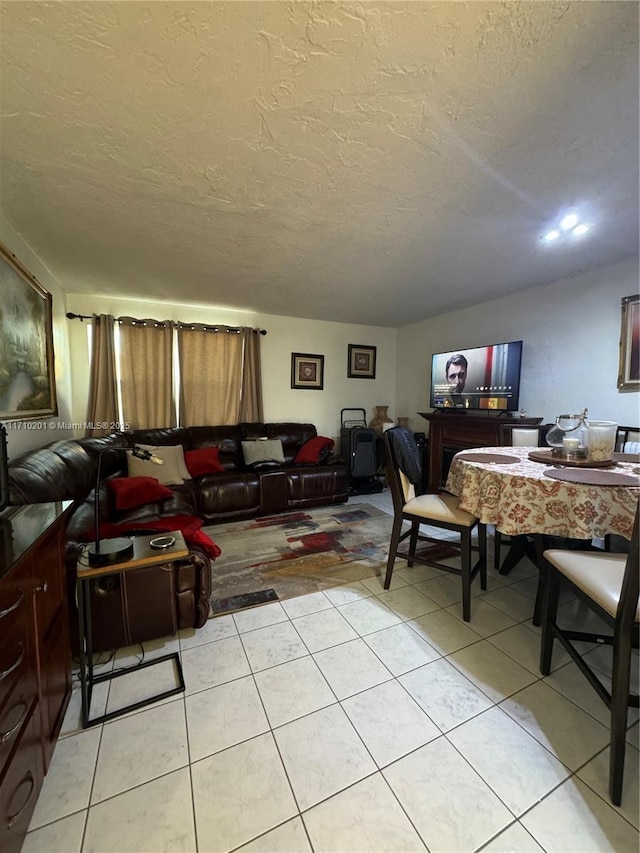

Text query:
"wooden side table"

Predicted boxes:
[[76, 532, 189, 728]]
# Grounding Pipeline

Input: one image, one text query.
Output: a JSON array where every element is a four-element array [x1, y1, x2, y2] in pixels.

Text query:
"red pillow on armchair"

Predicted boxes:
[[185, 447, 225, 477], [107, 477, 173, 511], [294, 436, 334, 464]]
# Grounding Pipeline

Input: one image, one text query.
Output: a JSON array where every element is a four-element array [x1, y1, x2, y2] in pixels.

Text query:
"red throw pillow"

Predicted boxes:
[[185, 447, 225, 477], [294, 436, 335, 464], [107, 477, 173, 511]]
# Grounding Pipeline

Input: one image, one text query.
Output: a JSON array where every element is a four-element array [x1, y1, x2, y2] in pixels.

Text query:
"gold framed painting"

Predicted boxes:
[[617, 294, 639, 392], [0, 243, 57, 419], [291, 353, 324, 390], [348, 344, 376, 379]]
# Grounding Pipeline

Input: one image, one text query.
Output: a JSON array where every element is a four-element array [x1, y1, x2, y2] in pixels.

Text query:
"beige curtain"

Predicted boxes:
[[85, 314, 118, 436], [239, 328, 264, 422], [178, 326, 263, 425], [119, 320, 175, 429]]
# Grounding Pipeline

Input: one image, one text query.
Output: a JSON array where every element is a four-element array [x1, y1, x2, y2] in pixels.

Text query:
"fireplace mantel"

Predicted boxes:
[[418, 411, 543, 492]]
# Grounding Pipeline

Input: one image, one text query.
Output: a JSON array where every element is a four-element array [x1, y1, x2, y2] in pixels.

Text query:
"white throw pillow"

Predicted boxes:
[[241, 439, 285, 465], [127, 444, 191, 485]]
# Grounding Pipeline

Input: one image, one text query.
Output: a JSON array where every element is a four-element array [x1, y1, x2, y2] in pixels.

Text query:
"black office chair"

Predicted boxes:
[[540, 507, 639, 806], [384, 427, 487, 622], [494, 424, 552, 574]]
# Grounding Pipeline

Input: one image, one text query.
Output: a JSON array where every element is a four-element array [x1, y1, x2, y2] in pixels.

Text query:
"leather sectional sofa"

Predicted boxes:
[[7, 422, 348, 650]]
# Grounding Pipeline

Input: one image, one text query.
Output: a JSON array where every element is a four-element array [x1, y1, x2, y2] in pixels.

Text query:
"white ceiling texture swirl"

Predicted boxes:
[[0, 1, 638, 326]]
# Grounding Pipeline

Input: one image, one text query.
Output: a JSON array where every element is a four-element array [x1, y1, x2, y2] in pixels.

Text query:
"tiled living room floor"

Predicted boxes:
[[25, 491, 639, 853]]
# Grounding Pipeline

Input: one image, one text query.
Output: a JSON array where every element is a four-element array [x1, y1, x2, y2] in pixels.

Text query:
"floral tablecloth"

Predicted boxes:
[[445, 447, 639, 540]]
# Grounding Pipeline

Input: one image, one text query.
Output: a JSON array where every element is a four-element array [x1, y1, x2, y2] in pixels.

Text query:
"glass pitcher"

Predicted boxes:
[[546, 408, 589, 459]]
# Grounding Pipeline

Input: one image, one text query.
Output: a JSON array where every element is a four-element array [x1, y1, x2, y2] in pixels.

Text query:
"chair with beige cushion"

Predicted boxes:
[[494, 423, 551, 574], [540, 507, 639, 806], [383, 427, 486, 621]]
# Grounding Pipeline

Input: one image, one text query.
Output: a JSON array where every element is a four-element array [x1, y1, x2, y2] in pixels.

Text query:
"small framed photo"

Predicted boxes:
[[291, 352, 324, 390], [348, 344, 376, 379], [618, 294, 640, 391]]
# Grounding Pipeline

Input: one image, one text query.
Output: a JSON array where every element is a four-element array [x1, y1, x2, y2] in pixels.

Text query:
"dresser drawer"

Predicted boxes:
[[0, 581, 30, 643], [0, 706, 43, 853], [0, 609, 33, 715], [0, 664, 37, 777]]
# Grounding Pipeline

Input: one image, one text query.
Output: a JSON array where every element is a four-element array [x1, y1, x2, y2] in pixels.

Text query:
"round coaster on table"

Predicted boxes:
[[454, 453, 520, 464], [543, 468, 640, 487]]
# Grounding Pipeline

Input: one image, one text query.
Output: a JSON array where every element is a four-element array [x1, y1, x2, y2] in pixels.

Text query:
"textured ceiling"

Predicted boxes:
[[0, 1, 638, 327]]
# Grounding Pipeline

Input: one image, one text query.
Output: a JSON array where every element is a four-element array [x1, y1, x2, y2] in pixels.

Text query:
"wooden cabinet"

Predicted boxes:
[[419, 412, 543, 491], [0, 503, 71, 853]]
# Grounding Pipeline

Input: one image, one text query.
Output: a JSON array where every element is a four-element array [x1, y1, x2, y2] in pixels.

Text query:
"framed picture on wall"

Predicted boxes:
[[348, 344, 376, 379], [291, 352, 324, 390], [618, 294, 639, 391], [0, 243, 57, 419]]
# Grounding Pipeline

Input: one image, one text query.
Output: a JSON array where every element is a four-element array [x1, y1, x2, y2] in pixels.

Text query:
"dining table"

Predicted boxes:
[[445, 445, 640, 623]]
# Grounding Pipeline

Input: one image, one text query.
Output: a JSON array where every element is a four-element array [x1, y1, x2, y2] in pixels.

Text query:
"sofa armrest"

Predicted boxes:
[[175, 546, 212, 630]]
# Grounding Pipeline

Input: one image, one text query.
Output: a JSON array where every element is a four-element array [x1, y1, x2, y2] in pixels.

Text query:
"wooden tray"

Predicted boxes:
[[528, 449, 615, 469]]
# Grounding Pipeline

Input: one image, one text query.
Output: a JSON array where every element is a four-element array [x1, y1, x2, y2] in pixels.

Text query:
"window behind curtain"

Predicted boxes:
[[118, 320, 175, 429], [178, 326, 245, 425], [86, 317, 263, 430]]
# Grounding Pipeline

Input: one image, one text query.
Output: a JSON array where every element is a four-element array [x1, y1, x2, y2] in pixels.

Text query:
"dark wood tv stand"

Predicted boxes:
[[418, 411, 543, 492]]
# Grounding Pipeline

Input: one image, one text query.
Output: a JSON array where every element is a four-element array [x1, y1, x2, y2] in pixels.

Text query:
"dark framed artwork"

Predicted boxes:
[[617, 294, 640, 391], [348, 344, 376, 379], [0, 243, 57, 419], [291, 353, 324, 390]]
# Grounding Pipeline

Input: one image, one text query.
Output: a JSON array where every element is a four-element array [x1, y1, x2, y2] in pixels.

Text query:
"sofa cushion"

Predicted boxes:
[[187, 425, 243, 469], [240, 422, 317, 465], [115, 481, 201, 524], [185, 447, 225, 477], [128, 427, 190, 450], [287, 466, 349, 506], [128, 444, 190, 485], [295, 436, 335, 465], [199, 471, 261, 520], [241, 439, 285, 465], [108, 476, 173, 511]]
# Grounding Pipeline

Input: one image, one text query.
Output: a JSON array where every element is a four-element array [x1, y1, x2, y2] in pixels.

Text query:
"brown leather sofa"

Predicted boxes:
[[7, 422, 348, 650]]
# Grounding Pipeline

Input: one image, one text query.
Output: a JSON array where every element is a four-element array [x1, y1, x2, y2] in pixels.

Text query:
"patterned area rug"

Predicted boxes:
[[204, 503, 394, 615]]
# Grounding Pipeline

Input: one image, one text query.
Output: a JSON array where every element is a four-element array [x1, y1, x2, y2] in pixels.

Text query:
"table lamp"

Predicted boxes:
[[87, 445, 165, 567]]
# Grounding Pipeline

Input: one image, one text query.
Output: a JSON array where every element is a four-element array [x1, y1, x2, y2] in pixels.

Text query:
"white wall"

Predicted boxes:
[[2, 219, 637, 462], [395, 257, 640, 433], [0, 216, 75, 459], [66, 293, 398, 441]]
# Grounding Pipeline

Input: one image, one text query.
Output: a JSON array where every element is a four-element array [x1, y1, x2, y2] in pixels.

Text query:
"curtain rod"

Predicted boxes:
[[66, 312, 267, 334]]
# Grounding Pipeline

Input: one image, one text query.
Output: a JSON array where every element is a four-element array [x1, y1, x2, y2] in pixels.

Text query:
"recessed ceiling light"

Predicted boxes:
[[543, 230, 560, 242], [560, 213, 579, 230], [572, 223, 590, 236]]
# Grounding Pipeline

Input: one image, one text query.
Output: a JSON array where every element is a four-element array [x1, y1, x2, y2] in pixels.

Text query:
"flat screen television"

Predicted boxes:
[[430, 340, 523, 412]]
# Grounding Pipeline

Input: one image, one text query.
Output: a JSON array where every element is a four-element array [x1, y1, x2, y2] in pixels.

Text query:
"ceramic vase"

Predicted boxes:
[[369, 406, 394, 434]]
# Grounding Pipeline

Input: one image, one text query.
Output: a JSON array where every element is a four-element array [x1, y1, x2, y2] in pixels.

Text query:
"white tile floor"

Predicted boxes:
[[25, 491, 639, 853]]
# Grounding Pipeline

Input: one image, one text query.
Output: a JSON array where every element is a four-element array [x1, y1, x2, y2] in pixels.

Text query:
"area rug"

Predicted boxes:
[[204, 503, 395, 615]]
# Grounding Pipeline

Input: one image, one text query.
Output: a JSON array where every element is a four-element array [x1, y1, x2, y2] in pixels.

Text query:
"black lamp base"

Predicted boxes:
[[87, 537, 134, 567]]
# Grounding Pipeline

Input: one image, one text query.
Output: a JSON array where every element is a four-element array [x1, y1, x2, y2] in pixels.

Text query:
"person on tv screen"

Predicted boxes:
[[445, 353, 468, 398]]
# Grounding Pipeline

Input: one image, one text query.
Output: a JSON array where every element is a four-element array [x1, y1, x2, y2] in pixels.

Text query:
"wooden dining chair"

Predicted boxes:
[[494, 423, 552, 574], [615, 425, 640, 454], [540, 507, 639, 806], [383, 427, 487, 621]]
